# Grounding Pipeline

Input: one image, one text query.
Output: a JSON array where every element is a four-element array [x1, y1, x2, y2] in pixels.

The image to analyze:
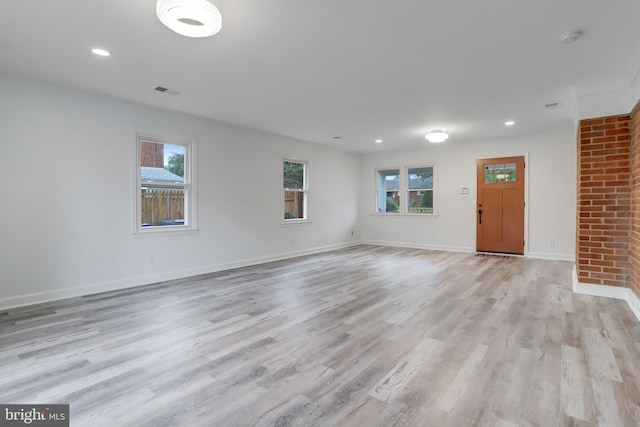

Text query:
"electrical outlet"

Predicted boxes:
[[549, 239, 556, 247], [147, 255, 155, 265]]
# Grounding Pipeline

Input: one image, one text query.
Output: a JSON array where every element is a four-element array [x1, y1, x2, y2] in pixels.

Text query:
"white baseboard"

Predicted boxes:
[[572, 265, 640, 322], [361, 240, 473, 254], [527, 251, 575, 262], [363, 241, 575, 261], [0, 241, 362, 311]]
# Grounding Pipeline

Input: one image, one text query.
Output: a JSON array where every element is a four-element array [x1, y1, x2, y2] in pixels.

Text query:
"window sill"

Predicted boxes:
[[280, 219, 312, 226], [133, 227, 199, 238], [369, 213, 439, 218]]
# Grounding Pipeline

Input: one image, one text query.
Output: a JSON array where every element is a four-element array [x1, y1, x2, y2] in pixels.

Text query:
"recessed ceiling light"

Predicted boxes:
[[425, 130, 449, 143], [333, 136, 342, 140], [375, 139, 383, 144], [505, 121, 515, 126], [91, 48, 110, 57]]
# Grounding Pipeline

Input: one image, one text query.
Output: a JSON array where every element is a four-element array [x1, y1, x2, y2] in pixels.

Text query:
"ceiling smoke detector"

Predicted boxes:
[[560, 30, 583, 44]]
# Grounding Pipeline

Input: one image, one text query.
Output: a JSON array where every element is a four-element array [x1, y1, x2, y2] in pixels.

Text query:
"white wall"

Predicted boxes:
[[0, 72, 580, 310], [631, 70, 640, 112], [0, 73, 361, 309], [359, 130, 577, 260], [576, 88, 631, 121]]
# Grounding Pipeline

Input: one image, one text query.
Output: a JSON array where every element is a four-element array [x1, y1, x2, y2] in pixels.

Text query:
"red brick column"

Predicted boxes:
[[576, 115, 631, 286], [630, 104, 640, 297]]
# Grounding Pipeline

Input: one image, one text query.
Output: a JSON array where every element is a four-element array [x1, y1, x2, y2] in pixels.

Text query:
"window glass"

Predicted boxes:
[[283, 160, 307, 220], [376, 169, 400, 212], [135, 135, 195, 234], [408, 167, 434, 214]]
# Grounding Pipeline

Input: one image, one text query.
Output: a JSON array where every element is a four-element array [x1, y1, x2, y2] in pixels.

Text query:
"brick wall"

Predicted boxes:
[[630, 104, 640, 297], [140, 141, 164, 168], [576, 115, 631, 286]]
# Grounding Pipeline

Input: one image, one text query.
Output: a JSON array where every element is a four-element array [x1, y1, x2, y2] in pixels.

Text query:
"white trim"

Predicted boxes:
[[527, 252, 575, 262], [572, 265, 640, 322], [132, 227, 199, 238], [0, 242, 362, 311], [279, 219, 312, 227], [369, 213, 439, 219], [361, 240, 473, 253]]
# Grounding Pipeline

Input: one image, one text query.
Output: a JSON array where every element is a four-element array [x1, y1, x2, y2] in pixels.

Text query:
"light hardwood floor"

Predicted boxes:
[[2, 246, 640, 426]]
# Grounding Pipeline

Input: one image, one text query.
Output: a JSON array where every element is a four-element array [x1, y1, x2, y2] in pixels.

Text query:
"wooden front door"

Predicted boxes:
[[476, 156, 525, 255]]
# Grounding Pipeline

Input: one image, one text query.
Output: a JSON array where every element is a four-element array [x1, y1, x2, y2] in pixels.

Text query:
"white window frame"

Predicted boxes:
[[407, 164, 436, 215], [133, 130, 198, 237], [373, 164, 438, 216], [375, 168, 401, 213], [282, 157, 309, 224]]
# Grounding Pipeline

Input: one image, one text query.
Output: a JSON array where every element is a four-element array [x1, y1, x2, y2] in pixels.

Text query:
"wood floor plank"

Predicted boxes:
[[561, 345, 597, 423], [1, 245, 639, 426], [368, 336, 444, 402]]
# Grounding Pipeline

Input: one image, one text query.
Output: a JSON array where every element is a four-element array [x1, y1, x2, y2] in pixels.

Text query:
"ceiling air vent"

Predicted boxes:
[[545, 102, 560, 109], [154, 86, 179, 95]]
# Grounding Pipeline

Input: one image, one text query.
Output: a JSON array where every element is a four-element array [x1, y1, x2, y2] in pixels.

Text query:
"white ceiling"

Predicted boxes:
[[1, 0, 639, 152]]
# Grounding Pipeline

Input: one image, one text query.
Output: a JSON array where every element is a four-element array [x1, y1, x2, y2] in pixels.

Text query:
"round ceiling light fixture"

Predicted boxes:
[[425, 130, 449, 143], [560, 30, 583, 44], [156, 0, 222, 38]]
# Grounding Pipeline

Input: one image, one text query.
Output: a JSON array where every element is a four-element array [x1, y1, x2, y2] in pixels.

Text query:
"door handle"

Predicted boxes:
[[478, 209, 483, 224]]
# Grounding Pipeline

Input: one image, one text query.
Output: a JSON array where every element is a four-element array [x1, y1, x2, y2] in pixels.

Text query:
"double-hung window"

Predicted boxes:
[[376, 169, 400, 212], [283, 159, 308, 221], [408, 166, 434, 214], [134, 132, 197, 234], [375, 166, 436, 214]]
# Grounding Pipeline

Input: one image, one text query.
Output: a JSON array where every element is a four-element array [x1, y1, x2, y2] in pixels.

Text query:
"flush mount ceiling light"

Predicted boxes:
[[505, 121, 515, 126], [425, 130, 449, 143], [560, 30, 583, 44], [156, 0, 222, 38]]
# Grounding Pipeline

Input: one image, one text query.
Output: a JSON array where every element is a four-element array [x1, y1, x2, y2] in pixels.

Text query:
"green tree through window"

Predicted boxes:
[[165, 153, 184, 177]]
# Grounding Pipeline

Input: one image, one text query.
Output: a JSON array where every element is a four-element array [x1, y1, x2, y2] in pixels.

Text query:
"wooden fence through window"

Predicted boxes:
[[141, 188, 184, 225], [284, 191, 304, 219]]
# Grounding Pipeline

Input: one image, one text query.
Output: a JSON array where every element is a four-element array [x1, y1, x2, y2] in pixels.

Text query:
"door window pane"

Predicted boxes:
[[485, 163, 516, 183], [484, 165, 495, 183], [504, 163, 516, 182]]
